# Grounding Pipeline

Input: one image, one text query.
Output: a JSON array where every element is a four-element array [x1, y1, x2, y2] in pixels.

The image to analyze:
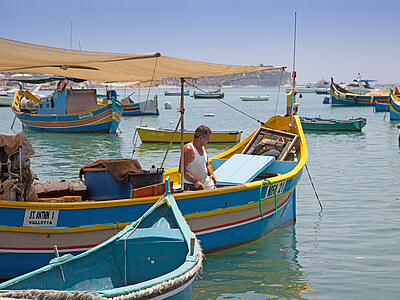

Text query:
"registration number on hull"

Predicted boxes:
[[23, 209, 59, 227]]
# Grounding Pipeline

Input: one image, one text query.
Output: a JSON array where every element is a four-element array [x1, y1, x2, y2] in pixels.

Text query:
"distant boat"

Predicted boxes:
[[194, 88, 224, 99], [240, 95, 269, 101], [330, 78, 398, 106], [0, 89, 15, 106], [98, 90, 160, 116], [322, 97, 330, 104], [340, 74, 377, 94], [300, 116, 367, 132], [12, 80, 122, 133], [120, 96, 159, 116], [135, 125, 242, 143], [0, 179, 203, 300], [164, 89, 189, 96], [285, 79, 330, 94], [315, 88, 330, 94]]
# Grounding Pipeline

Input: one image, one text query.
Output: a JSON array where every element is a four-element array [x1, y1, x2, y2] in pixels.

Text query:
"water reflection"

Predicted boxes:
[[193, 225, 312, 299]]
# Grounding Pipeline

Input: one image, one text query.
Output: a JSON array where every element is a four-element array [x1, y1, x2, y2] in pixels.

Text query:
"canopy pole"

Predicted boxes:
[[288, 12, 297, 126], [180, 78, 185, 191]]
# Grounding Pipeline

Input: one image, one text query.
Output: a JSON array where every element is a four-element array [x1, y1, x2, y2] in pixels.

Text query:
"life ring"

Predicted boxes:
[[57, 79, 68, 92]]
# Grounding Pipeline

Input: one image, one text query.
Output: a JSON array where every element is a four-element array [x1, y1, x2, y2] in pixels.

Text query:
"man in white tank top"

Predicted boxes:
[[180, 125, 217, 190]]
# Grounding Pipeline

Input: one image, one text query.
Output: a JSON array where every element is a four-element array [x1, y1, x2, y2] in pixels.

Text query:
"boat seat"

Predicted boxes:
[[214, 154, 275, 186]]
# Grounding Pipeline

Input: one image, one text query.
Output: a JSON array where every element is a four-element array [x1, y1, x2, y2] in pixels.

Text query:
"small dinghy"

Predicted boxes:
[[0, 177, 202, 300], [240, 95, 269, 101], [300, 117, 367, 132]]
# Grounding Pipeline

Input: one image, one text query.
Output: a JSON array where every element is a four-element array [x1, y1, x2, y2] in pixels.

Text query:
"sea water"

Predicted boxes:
[[1, 87, 399, 299]]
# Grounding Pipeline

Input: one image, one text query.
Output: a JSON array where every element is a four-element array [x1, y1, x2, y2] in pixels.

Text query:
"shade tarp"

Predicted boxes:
[[0, 37, 282, 83]]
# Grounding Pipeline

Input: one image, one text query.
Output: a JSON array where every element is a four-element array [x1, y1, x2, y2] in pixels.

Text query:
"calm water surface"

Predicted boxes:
[[1, 87, 399, 299]]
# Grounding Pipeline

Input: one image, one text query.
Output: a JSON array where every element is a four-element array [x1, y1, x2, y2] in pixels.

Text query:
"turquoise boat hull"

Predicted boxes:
[[0, 183, 202, 299], [300, 117, 367, 132]]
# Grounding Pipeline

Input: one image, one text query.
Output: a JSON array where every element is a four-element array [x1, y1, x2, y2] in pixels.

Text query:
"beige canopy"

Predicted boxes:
[[0, 37, 283, 83]]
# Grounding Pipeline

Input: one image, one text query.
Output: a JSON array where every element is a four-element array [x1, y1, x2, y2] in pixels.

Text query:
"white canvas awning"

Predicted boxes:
[[0, 37, 283, 83]]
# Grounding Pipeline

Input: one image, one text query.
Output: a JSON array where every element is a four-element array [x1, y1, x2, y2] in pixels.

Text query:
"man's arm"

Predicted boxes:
[[206, 161, 217, 185]]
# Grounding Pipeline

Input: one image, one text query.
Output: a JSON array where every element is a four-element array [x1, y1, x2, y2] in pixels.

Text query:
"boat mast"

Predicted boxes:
[[288, 12, 297, 125], [180, 78, 185, 190]]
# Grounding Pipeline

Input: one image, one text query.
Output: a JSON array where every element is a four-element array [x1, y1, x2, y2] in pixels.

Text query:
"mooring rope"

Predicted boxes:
[[259, 178, 277, 218]]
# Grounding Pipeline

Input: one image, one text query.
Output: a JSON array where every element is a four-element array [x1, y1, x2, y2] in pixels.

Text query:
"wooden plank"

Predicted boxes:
[[277, 135, 298, 161]]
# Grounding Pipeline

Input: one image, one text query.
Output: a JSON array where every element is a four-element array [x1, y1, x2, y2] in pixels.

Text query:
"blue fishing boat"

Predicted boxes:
[[0, 178, 202, 300], [121, 96, 160, 116], [0, 37, 297, 280], [330, 78, 395, 106], [12, 80, 122, 133], [0, 91, 306, 279], [300, 116, 367, 132], [375, 101, 390, 112], [322, 97, 330, 104], [164, 90, 189, 96], [99, 90, 160, 116]]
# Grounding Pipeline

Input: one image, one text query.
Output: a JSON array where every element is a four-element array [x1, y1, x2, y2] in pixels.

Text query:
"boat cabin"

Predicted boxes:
[[33, 89, 98, 115]]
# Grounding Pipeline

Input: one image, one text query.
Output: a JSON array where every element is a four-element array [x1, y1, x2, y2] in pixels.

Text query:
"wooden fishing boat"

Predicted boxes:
[[12, 82, 123, 133], [0, 37, 296, 280], [194, 88, 224, 99], [135, 125, 242, 143], [121, 97, 159, 116], [98, 90, 160, 116], [165, 90, 189, 96], [330, 78, 397, 106], [0, 91, 306, 279], [240, 95, 269, 101], [300, 116, 367, 132], [389, 92, 400, 120], [0, 179, 202, 300]]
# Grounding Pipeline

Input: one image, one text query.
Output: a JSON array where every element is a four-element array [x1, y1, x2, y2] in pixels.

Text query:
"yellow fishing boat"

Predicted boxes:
[[135, 125, 242, 143]]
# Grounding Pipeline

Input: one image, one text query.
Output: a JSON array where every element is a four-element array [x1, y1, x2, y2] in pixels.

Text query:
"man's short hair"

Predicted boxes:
[[194, 125, 211, 138]]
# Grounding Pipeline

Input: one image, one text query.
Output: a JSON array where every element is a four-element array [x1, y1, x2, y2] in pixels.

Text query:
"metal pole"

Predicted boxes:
[[180, 78, 185, 191], [289, 12, 297, 125]]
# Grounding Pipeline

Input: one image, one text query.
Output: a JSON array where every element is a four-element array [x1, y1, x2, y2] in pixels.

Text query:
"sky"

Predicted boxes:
[[1, 0, 400, 84]]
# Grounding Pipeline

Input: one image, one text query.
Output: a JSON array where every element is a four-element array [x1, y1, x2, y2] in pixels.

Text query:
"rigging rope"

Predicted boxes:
[[185, 80, 274, 128], [131, 57, 159, 158]]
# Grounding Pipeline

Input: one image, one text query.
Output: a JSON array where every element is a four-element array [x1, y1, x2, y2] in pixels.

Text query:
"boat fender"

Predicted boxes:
[[56, 79, 68, 92]]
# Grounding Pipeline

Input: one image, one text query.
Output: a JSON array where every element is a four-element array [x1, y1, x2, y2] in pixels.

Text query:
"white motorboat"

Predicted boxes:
[[240, 95, 269, 101], [0, 89, 16, 106]]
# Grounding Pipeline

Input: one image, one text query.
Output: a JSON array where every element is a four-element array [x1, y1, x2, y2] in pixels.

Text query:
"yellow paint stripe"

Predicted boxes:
[[0, 222, 131, 233]]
